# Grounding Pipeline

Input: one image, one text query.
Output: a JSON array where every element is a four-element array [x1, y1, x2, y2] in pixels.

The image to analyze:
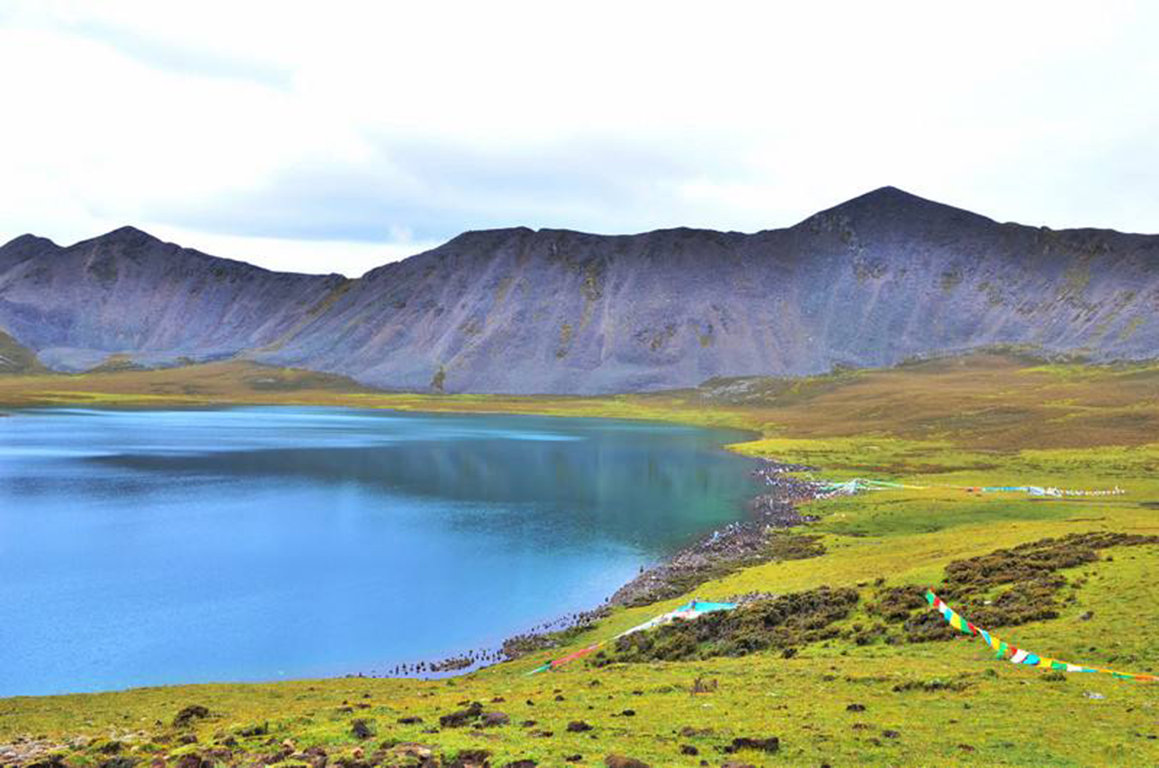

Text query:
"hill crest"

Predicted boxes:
[[2, 188, 1157, 392]]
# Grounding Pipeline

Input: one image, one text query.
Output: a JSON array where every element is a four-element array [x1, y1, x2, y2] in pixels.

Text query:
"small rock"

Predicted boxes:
[[481, 712, 510, 727], [619, 709, 636, 717], [504, 761, 536, 768], [564, 757, 583, 763], [679, 745, 698, 755], [388, 743, 435, 760], [678, 726, 714, 737], [202, 749, 233, 764], [174, 756, 209, 768], [882, 730, 900, 739], [397, 716, 423, 725], [172, 706, 210, 728], [350, 719, 375, 740], [1080, 611, 1094, 621], [100, 759, 137, 768], [567, 721, 593, 733], [846, 703, 866, 712], [302, 745, 328, 766], [730, 736, 780, 753], [238, 723, 268, 738], [1085, 691, 1106, 700], [440, 702, 484, 728], [605, 756, 650, 768], [453, 748, 491, 766]]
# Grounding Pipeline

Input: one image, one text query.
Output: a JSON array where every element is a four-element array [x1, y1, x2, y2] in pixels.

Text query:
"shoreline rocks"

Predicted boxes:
[[609, 459, 826, 606], [360, 457, 828, 676]]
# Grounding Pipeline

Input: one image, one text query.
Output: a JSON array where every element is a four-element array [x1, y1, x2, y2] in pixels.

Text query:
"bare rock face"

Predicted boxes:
[[2, 187, 1158, 393], [0, 226, 343, 372]]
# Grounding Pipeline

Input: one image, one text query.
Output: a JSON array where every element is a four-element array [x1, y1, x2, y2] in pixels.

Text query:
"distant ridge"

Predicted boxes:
[[2, 187, 1157, 393]]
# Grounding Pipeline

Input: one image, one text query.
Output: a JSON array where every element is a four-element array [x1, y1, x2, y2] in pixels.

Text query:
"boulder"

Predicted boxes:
[[481, 712, 510, 727], [604, 757, 650, 768], [350, 720, 375, 740], [172, 706, 210, 728]]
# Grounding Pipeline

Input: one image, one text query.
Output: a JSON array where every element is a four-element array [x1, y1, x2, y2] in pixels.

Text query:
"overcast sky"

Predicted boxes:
[[0, 1, 1156, 276]]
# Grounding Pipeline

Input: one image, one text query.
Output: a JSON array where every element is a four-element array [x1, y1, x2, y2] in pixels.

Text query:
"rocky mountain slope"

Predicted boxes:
[[2, 187, 1157, 393], [0, 227, 342, 372]]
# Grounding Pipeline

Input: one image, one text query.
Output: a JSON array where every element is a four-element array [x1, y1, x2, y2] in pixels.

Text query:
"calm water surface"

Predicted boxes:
[[0, 406, 757, 696]]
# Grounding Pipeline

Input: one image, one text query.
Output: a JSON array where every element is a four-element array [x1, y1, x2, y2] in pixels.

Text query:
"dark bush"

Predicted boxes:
[[604, 587, 858, 663]]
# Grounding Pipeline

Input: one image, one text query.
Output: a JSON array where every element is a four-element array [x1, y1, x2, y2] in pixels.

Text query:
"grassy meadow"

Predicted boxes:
[[2, 353, 1159, 765]]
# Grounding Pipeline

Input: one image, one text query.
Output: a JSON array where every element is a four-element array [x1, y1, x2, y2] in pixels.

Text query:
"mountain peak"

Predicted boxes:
[[87, 225, 162, 246], [806, 186, 993, 230], [0, 234, 61, 271], [2, 233, 58, 250], [830, 185, 935, 213]]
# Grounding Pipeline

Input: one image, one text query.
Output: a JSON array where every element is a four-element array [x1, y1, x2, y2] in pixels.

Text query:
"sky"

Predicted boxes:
[[0, 1, 1156, 277]]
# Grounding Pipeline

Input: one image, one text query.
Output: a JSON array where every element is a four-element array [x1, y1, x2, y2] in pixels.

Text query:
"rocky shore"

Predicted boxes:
[[607, 459, 826, 607], [364, 458, 831, 678]]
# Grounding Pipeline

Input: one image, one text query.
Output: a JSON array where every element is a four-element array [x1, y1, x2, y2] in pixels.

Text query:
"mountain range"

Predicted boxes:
[[1, 187, 1157, 393]]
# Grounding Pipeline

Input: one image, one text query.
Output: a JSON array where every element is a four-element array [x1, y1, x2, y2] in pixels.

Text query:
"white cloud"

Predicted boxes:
[[144, 226, 438, 278], [0, 1, 1157, 277]]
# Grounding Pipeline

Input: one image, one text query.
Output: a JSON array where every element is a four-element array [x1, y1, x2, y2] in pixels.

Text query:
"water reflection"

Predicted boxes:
[[0, 407, 756, 695]]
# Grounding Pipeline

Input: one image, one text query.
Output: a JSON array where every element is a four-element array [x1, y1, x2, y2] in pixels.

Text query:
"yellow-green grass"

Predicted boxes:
[[3, 353, 1159, 765]]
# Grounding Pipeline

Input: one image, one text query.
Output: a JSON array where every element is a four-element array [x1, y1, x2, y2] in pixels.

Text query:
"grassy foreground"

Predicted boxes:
[[3, 353, 1159, 766]]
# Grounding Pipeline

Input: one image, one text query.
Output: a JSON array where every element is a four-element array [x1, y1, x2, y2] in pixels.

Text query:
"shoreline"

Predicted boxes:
[[606, 458, 824, 607], [382, 456, 833, 680]]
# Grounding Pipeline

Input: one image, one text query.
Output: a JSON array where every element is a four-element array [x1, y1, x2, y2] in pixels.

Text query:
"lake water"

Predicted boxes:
[[0, 406, 757, 696]]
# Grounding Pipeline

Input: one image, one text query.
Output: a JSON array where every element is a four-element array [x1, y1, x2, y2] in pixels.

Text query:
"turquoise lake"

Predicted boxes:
[[0, 407, 757, 696]]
